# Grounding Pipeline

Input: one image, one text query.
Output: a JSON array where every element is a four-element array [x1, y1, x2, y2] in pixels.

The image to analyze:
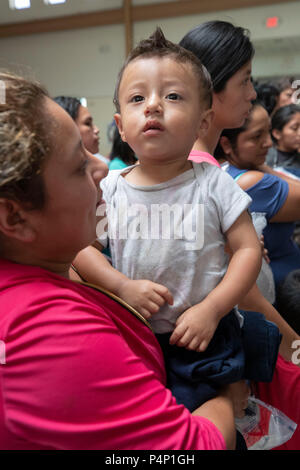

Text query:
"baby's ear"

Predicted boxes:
[[198, 109, 214, 136], [0, 199, 36, 243], [114, 113, 127, 143]]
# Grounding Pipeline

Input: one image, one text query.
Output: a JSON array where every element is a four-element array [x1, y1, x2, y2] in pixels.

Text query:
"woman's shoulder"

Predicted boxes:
[[237, 170, 265, 191]]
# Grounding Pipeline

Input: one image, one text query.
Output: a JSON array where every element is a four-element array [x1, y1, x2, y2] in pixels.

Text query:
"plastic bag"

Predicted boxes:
[[235, 396, 297, 450]]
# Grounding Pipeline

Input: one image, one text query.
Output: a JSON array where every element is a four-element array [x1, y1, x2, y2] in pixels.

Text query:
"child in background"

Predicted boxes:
[[74, 29, 280, 412], [266, 104, 300, 178]]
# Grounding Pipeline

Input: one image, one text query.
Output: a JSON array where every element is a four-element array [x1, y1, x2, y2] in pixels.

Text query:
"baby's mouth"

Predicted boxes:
[[143, 120, 164, 133]]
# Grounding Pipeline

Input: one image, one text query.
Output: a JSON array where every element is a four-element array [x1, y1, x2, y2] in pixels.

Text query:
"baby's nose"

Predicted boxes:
[[144, 94, 162, 115]]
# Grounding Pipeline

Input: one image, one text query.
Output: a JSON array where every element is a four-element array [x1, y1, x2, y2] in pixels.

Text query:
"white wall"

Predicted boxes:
[[0, 1, 299, 155]]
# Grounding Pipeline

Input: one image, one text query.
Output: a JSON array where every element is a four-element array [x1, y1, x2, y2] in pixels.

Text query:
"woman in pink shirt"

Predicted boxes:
[[0, 71, 245, 450]]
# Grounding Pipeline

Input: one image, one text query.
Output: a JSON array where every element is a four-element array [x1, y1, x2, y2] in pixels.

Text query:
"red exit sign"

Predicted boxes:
[[266, 16, 279, 28]]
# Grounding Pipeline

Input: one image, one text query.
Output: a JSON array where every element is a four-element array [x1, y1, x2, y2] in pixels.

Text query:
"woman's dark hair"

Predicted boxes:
[[108, 122, 137, 166], [214, 101, 263, 160], [53, 96, 81, 121], [276, 76, 295, 93], [254, 81, 279, 116], [179, 21, 255, 93], [271, 103, 300, 143]]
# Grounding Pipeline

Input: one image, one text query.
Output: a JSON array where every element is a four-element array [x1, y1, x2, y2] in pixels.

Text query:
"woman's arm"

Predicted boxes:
[[270, 180, 300, 222], [193, 380, 250, 450], [238, 169, 300, 223], [258, 163, 300, 185], [238, 283, 300, 364]]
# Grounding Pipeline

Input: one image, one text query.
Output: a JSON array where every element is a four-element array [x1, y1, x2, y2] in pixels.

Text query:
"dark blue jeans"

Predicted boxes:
[[157, 310, 281, 412]]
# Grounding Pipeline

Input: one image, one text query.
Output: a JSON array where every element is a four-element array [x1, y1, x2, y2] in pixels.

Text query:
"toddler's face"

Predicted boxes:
[[114, 56, 206, 163]]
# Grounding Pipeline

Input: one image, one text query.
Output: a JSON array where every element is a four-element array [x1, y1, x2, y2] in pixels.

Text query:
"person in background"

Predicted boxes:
[[179, 20, 300, 450], [265, 104, 300, 178], [254, 81, 279, 116], [273, 76, 296, 114], [218, 101, 300, 300], [179, 20, 297, 353], [54, 95, 109, 165]]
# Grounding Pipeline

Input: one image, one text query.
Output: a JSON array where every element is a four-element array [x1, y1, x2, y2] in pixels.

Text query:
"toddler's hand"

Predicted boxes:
[[169, 302, 220, 352], [117, 279, 173, 319]]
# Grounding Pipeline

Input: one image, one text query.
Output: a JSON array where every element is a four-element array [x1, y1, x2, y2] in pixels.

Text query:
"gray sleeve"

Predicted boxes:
[[207, 166, 252, 234]]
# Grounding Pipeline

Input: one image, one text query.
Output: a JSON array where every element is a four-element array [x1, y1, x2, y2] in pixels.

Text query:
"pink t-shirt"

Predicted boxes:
[[188, 150, 221, 168], [0, 259, 225, 450]]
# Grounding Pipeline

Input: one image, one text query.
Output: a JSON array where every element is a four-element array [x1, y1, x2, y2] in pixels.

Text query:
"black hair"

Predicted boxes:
[[271, 103, 300, 143], [276, 269, 300, 335], [53, 96, 81, 121], [179, 20, 255, 93], [276, 76, 295, 93], [109, 122, 137, 166], [114, 27, 212, 113], [254, 81, 279, 116]]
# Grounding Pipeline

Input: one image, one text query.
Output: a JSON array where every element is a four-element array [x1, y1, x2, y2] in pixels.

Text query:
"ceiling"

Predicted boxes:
[[1, 0, 300, 60], [0, 0, 177, 24]]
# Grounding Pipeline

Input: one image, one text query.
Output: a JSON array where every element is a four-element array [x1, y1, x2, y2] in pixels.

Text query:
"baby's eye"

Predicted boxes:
[[166, 93, 180, 100], [131, 95, 144, 103]]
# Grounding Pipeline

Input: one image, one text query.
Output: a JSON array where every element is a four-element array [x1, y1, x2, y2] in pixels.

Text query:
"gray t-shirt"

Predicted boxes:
[[100, 162, 251, 333]]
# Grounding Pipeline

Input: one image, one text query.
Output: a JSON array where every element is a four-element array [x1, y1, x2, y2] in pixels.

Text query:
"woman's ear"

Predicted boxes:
[[114, 113, 127, 143], [219, 136, 233, 156], [271, 128, 281, 143], [0, 199, 36, 243]]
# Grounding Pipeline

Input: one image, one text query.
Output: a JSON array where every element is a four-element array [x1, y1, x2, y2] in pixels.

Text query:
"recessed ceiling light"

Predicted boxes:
[[9, 0, 31, 10], [43, 0, 66, 4]]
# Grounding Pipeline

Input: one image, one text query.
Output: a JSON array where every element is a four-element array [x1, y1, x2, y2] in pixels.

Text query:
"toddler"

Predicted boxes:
[[74, 28, 280, 411]]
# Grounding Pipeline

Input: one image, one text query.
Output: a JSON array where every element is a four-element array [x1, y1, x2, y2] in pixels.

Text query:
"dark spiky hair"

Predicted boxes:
[[114, 27, 212, 112]]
